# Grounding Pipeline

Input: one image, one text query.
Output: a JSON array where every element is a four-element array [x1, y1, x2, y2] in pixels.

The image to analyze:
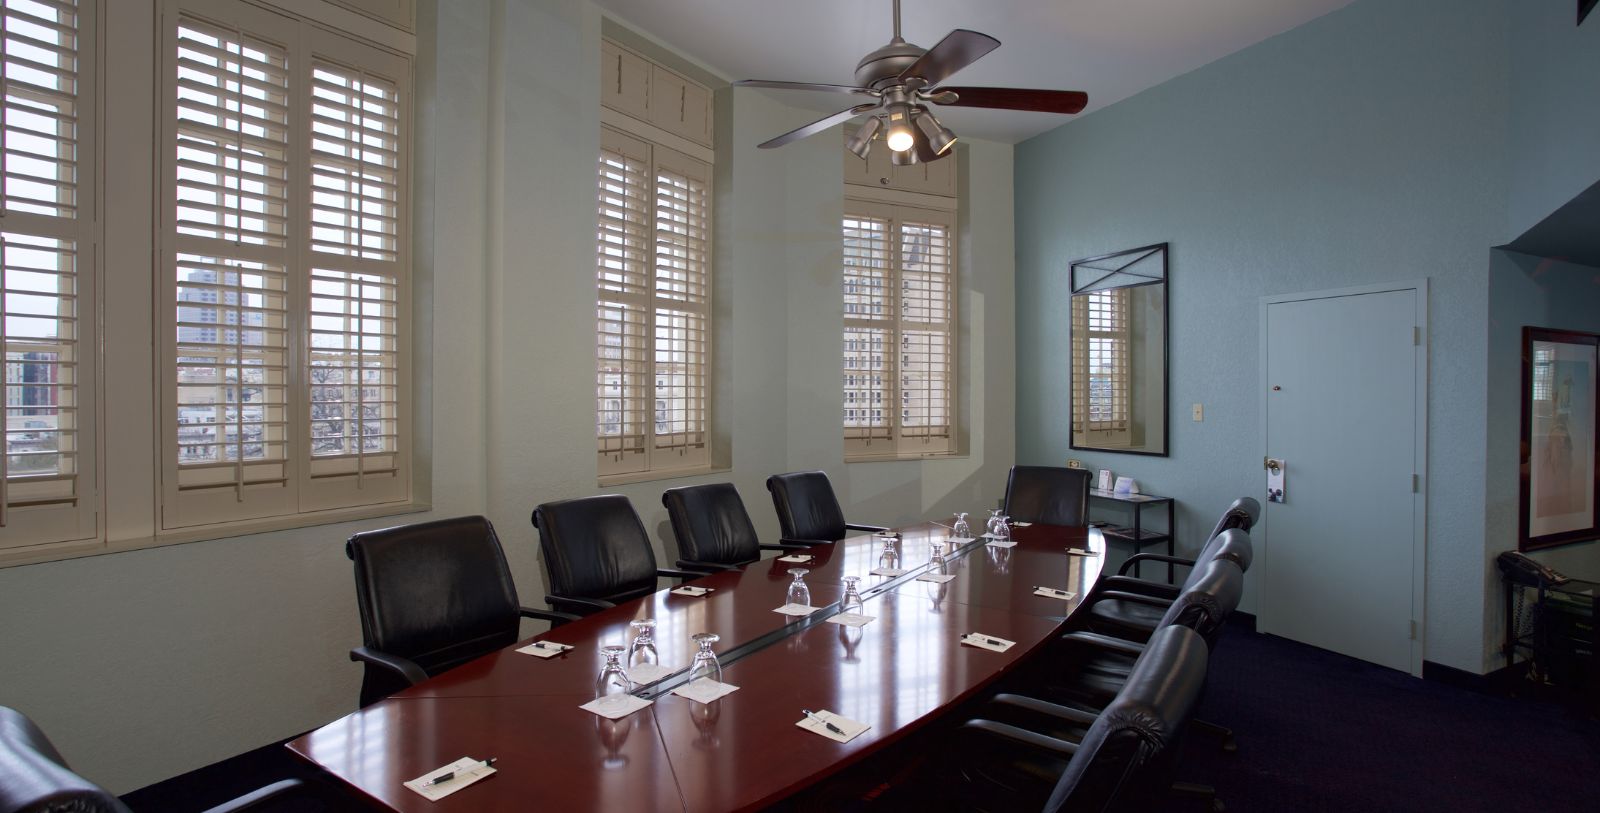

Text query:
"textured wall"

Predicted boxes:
[[1014, 0, 1509, 671], [1507, 2, 1600, 238]]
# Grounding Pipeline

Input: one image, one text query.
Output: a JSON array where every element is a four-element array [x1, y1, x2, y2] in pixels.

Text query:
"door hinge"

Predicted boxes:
[[1413, 326, 1421, 346], [1409, 620, 1418, 640], [1412, 473, 1419, 493]]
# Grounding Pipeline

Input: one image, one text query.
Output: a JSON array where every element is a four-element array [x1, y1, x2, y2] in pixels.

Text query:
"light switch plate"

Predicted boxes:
[[1192, 403, 1204, 421]]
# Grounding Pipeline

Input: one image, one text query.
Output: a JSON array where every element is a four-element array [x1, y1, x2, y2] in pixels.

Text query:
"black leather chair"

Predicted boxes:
[[1003, 465, 1092, 526], [1112, 496, 1260, 593], [346, 515, 578, 708], [765, 471, 888, 544], [533, 495, 702, 617], [951, 625, 1210, 813], [662, 483, 809, 573], [1, 707, 306, 813], [1086, 527, 1254, 644]]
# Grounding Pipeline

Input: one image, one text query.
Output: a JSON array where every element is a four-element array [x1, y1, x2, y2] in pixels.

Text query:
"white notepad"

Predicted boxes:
[[916, 573, 956, 584], [985, 539, 1018, 549], [796, 709, 870, 743], [869, 567, 907, 577], [579, 694, 652, 720], [404, 757, 497, 801], [672, 678, 739, 705], [773, 603, 820, 616], [960, 633, 1016, 653], [515, 641, 573, 659], [1065, 549, 1100, 558], [777, 554, 814, 563], [671, 585, 714, 597], [826, 612, 876, 627], [1032, 587, 1076, 601]]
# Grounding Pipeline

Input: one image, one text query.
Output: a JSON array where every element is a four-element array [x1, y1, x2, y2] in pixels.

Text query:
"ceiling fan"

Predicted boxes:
[[735, 0, 1088, 165]]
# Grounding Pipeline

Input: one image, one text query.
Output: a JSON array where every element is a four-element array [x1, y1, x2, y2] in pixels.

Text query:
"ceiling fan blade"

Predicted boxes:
[[734, 79, 874, 97], [932, 87, 1088, 114], [897, 29, 1000, 88], [758, 104, 879, 149]]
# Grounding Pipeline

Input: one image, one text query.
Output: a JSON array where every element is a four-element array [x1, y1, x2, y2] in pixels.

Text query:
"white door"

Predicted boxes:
[[1261, 285, 1424, 673]]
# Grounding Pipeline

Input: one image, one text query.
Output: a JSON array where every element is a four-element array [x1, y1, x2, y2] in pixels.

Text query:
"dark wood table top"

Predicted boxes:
[[287, 520, 1104, 812]]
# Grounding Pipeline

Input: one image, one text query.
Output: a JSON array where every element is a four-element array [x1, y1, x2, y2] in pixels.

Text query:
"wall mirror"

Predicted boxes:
[[1070, 243, 1169, 456]]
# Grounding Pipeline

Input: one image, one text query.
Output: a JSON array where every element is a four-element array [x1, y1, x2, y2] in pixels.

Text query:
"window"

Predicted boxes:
[[1070, 288, 1130, 434], [842, 200, 955, 458], [0, 0, 98, 551], [160, 0, 410, 529], [595, 125, 711, 478]]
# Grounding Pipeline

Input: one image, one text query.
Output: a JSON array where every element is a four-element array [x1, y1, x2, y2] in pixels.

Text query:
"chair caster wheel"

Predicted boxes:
[[1210, 800, 1226, 813], [1221, 737, 1238, 754]]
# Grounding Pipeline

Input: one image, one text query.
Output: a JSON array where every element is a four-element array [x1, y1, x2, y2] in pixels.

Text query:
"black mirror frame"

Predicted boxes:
[[1068, 242, 1170, 457]]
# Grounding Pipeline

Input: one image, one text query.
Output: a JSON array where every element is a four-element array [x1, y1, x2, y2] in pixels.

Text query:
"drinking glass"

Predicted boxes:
[[878, 534, 900, 571], [952, 512, 972, 538], [628, 619, 658, 672], [841, 576, 864, 615], [997, 514, 1013, 541], [688, 632, 723, 686], [595, 644, 634, 706], [986, 508, 1004, 536], [786, 569, 812, 607]]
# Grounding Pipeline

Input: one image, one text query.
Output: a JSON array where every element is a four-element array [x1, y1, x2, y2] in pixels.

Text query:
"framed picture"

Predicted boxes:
[[1520, 327, 1600, 551]]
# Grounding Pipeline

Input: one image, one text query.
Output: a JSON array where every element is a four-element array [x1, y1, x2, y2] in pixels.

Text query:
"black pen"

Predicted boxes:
[[968, 633, 1004, 647], [802, 709, 845, 735], [425, 758, 496, 786]]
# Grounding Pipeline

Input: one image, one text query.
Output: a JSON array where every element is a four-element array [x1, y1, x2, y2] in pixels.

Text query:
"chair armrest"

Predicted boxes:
[[655, 567, 703, 581], [1099, 576, 1182, 600], [990, 693, 1101, 727], [349, 647, 427, 687], [958, 720, 1080, 758], [1093, 589, 1180, 610], [845, 522, 891, 533], [677, 559, 743, 573], [519, 606, 581, 624], [1059, 630, 1146, 657], [1116, 553, 1195, 578], [760, 541, 813, 551], [546, 594, 616, 615], [780, 536, 835, 547], [200, 779, 306, 813]]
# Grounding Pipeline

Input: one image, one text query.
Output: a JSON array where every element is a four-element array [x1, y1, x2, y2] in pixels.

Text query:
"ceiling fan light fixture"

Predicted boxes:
[[846, 116, 882, 160], [890, 145, 920, 166], [914, 111, 957, 155], [884, 108, 915, 152]]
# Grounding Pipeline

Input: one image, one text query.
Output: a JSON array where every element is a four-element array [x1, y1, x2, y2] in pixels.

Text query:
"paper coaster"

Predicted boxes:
[[625, 662, 676, 684], [946, 536, 976, 545], [1032, 587, 1077, 601], [579, 693, 652, 720], [777, 554, 814, 563], [916, 573, 956, 584], [869, 567, 907, 577], [980, 532, 1006, 540], [773, 603, 820, 616], [826, 612, 876, 627], [671, 585, 714, 596], [404, 757, 497, 801], [985, 540, 1018, 549], [1012, 521, 1034, 527], [671, 678, 740, 705], [1065, 549, 1101, 557], [796, 710, 870, 743], [515, 641, 573, 659], [960, 633, 1016, 653]]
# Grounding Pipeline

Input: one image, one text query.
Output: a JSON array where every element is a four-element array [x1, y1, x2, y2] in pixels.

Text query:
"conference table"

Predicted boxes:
[[288, 518, 1107, 812]]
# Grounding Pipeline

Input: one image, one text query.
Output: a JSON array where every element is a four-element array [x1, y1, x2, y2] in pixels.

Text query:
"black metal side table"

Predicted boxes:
[[1089, 488, 1176, 581]]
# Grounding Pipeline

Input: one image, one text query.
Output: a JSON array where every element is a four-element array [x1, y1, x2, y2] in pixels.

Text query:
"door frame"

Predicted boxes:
[[1257, 279, 1430, 676]]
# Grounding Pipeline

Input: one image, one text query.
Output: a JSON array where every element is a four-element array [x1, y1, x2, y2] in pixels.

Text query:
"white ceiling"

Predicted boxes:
[[593, 0, 1355, 144]]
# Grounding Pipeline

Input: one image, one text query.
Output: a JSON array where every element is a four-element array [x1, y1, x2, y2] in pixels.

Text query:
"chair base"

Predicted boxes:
[[1192, 717, 1238, 752], [1172, 780, 1224, 812]]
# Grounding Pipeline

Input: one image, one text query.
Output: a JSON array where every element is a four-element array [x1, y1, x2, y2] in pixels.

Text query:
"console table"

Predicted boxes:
[[1088, 488, 1176, 581]]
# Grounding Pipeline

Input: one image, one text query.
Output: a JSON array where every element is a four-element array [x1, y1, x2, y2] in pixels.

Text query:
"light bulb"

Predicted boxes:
[[885, 126, 915, 152]]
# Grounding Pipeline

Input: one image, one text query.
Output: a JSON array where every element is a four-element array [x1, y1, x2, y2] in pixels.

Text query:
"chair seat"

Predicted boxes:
[[1086, 597, 1167, 643]]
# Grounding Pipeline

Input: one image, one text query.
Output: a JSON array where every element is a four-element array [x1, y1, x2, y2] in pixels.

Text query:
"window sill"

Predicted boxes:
[[0, 501, 432, 570], [846, 452, 969, 464], [599, 465, 729, 488]]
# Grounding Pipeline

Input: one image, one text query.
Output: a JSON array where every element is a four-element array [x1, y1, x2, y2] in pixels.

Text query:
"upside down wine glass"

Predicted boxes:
[[878, 534, 900, 571], [786, 569, 812, 608], [688, 632, 723, 686], [841, 576, 864, 616], [628, 619, 658, 673], [595, 645, 635, 707], [952, 512, 972, 539]]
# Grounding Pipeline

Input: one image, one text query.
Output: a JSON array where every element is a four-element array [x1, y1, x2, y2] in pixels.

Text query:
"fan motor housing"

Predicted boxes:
[[854, 39, 927, 88]]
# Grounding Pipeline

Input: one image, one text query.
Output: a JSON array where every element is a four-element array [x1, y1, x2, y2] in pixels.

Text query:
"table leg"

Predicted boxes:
[[1132, 507, 1143, 579]]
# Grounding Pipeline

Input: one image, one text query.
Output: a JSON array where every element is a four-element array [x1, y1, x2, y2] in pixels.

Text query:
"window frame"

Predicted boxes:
[[842, 197, 958, 461]]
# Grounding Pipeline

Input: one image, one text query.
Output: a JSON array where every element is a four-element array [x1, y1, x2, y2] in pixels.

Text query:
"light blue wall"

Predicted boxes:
[[1015, 0, 1510, 672], [1508, 2, 1600, 238], [1485, 251, 1600, 652]]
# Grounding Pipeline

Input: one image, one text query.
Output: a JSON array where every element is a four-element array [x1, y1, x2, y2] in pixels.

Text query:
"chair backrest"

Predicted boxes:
[[0, 707, 131, 813], [1181, 528, 1255, 592], [1203, 497, 1261, 545], [662, 483, 761, 567], [1003, 465, 1091, 527], [1158, 557, 1245, 648], [1044, 625, 1209, 813], [534, 495, 660, 602], [766, 471, 848, 542], [346, 516, 523, 703]]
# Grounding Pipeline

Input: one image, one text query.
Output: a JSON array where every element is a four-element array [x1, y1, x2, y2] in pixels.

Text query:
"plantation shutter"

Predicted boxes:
[[596, 127, 650, 475], [842, 211, 893, 453], [0, 0, 97, 549], [1070, 288, 1130, 437], [896, 217, 952, 453], [650, 147, 709, 469]]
